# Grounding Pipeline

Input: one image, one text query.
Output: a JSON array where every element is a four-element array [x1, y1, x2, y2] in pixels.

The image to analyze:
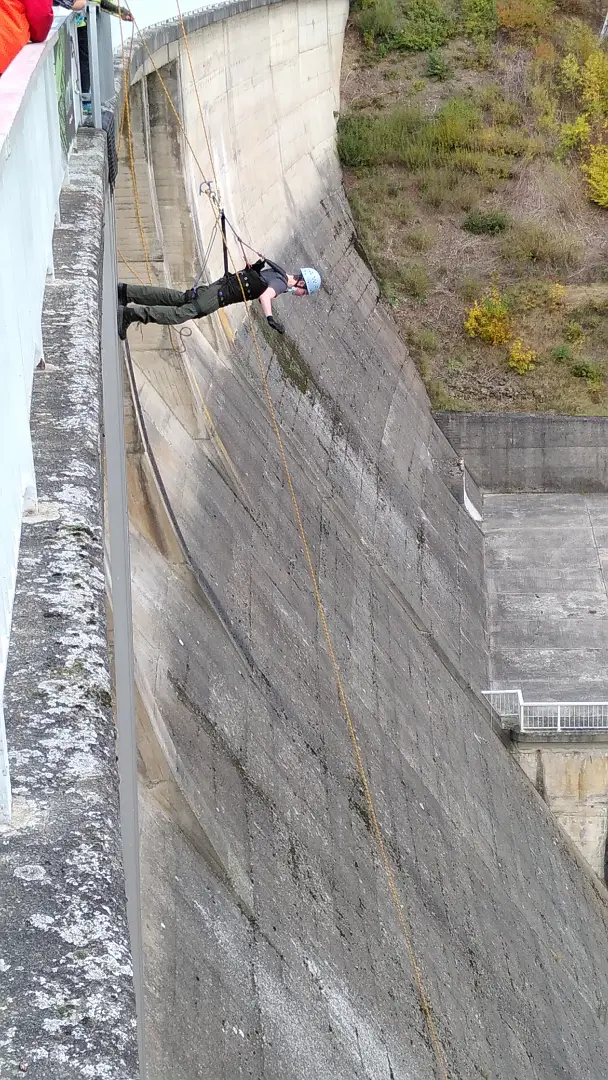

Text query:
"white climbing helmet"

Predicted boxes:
[[299, 267, 321, 295]]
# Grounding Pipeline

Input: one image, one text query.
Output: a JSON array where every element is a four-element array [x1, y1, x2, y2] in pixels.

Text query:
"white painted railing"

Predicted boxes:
[[0, 10, 81, 820], [484, 690, 608, 732]]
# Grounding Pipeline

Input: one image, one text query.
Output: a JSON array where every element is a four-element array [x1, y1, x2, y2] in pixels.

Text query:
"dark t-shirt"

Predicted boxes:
[[260, 258, 288, 296]]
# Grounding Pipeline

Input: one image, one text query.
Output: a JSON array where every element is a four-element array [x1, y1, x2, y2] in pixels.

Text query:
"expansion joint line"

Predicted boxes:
[[124, 14, 450, 1078]]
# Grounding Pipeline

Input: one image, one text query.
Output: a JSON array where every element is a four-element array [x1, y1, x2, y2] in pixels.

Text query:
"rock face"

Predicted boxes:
[[116, 2, 608, 1078]]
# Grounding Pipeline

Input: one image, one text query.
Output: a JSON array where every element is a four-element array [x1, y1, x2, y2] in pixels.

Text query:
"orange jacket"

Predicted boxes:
[[0, 0, 53, 75]]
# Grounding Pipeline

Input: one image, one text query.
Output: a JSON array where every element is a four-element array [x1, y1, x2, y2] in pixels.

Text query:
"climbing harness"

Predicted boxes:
[[120, 10, 451, 1078]]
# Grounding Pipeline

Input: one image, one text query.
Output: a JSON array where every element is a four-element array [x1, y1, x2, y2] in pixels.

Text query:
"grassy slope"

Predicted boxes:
[[339, 8, 608, 413]]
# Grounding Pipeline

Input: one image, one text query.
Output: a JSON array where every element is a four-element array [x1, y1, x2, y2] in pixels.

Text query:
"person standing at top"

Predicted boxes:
[[0, 0, 53, 75], [53, 0, 133, 110], [117, 258, 322, 339]]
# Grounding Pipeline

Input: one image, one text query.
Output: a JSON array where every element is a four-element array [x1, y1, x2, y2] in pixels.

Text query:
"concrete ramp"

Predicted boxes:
[[116, 3, 608, 1077]]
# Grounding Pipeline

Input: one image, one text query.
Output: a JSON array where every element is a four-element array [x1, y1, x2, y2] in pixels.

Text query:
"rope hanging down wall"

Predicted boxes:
[[118, 10, 452, 1076]]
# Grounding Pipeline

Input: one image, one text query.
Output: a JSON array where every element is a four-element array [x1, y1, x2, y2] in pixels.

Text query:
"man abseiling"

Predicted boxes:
[[117, 257, 321, 339]]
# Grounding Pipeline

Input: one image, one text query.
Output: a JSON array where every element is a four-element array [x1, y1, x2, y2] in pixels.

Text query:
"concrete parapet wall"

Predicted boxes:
[[0, 131, 138, 1079], [115, 2, 608, 1077], [435, 411, 608, 492]]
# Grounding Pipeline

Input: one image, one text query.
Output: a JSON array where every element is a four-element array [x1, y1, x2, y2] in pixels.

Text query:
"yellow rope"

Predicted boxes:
[[117, 11, 134, 155], [118, 26, 249, 505], [121, 34, 153, 284], [125, 16, 450, 1078], [176, 0, 220, 196], [117, 248, 143, 284]]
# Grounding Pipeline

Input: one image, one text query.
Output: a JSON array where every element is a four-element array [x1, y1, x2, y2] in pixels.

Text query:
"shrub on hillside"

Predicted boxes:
[[463, 209, 511, 233], [356, 0, 401, 43], [426, 51, 452, 78], [458, 274, 484, 301], [565, 319, 585, 342], [582, 144, 608, 205], [407, 326, 439, 351], [405, 227, 435, 250], [555, 17, 599, 64], [337, 98, 485, 169], [496, 0, 554, 32], [557, 113, 591, 156], [549, 283, 567, 308], [400, 264, 431, 298], [355, 0, 455, 51], [464, 287, 513, 343], [462, 0, 497, 39], [571, 359, 604, 386], [491, 98, 524, 126], [551, 343, 571, 360], [508, 339, 537, 373], [581, 50, 608, 115], [560, 49, 608, 114], [395, 0, 454, 50], [503, 222, 582, 268], [418, 167, 481, 209]]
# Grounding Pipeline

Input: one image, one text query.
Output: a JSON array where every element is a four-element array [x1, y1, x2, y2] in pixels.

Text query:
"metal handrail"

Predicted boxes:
[[483, 690, 608, 732]]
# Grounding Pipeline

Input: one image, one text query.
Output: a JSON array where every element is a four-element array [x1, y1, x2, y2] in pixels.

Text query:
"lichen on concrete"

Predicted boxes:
[[0, 130, 138, 1079]]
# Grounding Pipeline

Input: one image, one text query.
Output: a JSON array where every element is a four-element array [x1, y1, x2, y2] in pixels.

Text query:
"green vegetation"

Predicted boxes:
[[571, 359, 603, 380], [337, 96, 533, 182], [551, 344, 571, 361], [400, 264, 432, 298], [463, 209, 510, 234], [355, 0, 455, 51], [502, 222, 582, 269], [341, 0, 608, 412], [405, 227, 435, 250], [462, 0, 497, 40], [426, 51, 452, 79], [407, 326, 440, 352], [496, 0, 553, 34], [565, 320, 585, 343]]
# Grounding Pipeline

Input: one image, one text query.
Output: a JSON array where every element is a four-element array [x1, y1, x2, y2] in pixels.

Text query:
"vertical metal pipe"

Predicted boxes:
[[101, 190, 145, 1078], [87, 2, 103, 129]]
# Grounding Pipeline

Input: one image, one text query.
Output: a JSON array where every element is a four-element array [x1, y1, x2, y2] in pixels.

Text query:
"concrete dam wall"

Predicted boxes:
[[116, 2, 608, 1077]]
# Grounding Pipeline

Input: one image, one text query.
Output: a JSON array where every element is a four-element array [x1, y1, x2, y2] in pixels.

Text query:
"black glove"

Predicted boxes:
[[183, 288, 197, 304], [267, 315, 285, 334]]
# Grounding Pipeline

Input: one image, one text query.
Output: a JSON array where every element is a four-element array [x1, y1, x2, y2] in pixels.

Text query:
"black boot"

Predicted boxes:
[[117, 281, 128, 306], [117, 304, 143, 340]]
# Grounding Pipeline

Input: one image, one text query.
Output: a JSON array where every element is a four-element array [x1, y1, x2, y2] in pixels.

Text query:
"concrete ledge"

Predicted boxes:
[[434, 411, 608, 492], [0, 130, 137, 1078], [515, 730, 608, 748]]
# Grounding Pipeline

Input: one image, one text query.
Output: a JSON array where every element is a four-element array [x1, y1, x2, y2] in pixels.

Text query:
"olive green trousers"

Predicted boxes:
[[125, 281, 222, 326]]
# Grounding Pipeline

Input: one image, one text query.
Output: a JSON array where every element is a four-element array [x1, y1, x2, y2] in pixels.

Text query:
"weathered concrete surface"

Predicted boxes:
[[484, 492, 608, 882], [515, 732, 608, 880], [0, 132, 138, 1077], [435, 411, 608, 493], [484, 493, 608, 701], [116, 3, 608, 1079]]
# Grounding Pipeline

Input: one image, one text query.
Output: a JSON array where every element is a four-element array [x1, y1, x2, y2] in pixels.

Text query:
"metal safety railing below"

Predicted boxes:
[[483, 690, 608, 732]]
